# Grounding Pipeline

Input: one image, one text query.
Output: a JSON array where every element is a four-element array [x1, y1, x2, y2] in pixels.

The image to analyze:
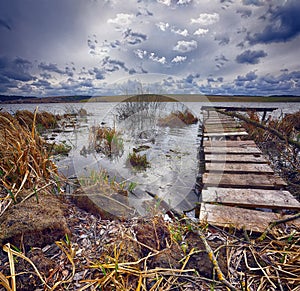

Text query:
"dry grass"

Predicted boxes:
[[0, 110, 58, 216], [15, 110, 58, 132], [242, 110, 300, 198], [159, 109, 198, 127], [1, 212, 299, 291]]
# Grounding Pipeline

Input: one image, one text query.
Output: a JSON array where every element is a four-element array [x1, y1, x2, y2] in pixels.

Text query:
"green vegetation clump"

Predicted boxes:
[[46, 141, 72, 156], [89, 126, 124, 157], [128, 151, 150, 170]]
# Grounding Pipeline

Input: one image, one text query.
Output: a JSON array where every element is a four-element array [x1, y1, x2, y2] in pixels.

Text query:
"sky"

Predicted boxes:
[[0, 0, 300, 97]]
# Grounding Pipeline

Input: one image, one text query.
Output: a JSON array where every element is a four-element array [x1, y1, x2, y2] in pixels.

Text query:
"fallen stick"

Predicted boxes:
[[216, 109, 300, 150], [197, 228, 238, 291], [257, 212, 300, 241]]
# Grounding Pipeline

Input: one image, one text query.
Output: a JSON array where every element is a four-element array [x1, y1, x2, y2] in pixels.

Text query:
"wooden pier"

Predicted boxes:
[[199, 107, 300, 232]]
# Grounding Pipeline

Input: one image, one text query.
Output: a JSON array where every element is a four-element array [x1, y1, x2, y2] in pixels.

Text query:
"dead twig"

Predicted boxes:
[[258, 212, 300, 241], [197, 228, 238, 291]]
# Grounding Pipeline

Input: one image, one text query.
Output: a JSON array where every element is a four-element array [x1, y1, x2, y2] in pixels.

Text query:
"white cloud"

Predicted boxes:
[[157, 0, 172, 6], [177, 0, 192, 4], [134, 49, 147, 59], [173, 40, 197, 52], [171, 28, 189, 37], [194, 28, 209, 35], [156, 22, 170, 31], [171, 55, 187, 63], [191, 13, 219, 26], [107, 13, 134, 28], [149, 52, 166, 64]]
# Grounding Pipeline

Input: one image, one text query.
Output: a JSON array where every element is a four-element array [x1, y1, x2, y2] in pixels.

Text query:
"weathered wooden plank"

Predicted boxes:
[[205, 120, 239, 125], [203, 173, 287, 189], [205, 163, 273, 174], [199, 203, 300, 232], [205, 127, 247, 133], [205, 153, 266, 163], [204, 123, 242, 128], [204, 131, 248, 137], [203, 140, 257, 147], [204, 146, 261, 154], [204, 117, 235, 122], [202, 187, 300, 210]]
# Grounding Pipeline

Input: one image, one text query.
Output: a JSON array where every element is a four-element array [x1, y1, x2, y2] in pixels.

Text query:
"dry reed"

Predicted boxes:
[[0, 110, 58, 215]]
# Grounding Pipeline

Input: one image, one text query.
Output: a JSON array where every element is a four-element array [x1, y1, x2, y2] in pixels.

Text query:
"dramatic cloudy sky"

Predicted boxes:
[[0, 0, 300, 96]]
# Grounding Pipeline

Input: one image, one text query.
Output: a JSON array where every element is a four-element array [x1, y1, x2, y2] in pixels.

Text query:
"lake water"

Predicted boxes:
[[2, 101, 299, 215]]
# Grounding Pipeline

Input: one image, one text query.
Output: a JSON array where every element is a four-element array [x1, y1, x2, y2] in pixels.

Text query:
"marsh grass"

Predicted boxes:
[[127, 151, 150, 170], [46, 141, 72, 156], [15, 110, 58, 133], [0, 110, 58, 215], [79, 169, 130, 195], [88, 125, 124, 157]]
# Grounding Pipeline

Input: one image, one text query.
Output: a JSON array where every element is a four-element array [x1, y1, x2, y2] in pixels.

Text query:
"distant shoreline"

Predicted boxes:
[[1, 94, 300, 104]]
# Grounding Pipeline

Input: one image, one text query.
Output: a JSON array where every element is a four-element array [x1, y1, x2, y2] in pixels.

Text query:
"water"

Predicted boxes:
[[2, 101, 299, 215]]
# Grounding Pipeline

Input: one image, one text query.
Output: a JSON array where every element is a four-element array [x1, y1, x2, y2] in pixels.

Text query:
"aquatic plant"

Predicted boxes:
[[46, 141, 72, 156], [127, 151, 150, 170], [88, 126, 124, 157]]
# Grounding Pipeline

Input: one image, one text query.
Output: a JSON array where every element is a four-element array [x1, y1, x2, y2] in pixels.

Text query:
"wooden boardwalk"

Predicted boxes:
[[199, 108, 300, 232]]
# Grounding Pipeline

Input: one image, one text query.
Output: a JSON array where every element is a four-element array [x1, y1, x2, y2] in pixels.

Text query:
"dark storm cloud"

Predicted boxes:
[[102, 56, 129, 73], [233, 69, 300, 95], [40, 72, 52, 79], [247, 1, 300, 44], [89, 67, 105, 80], [87, 39, 96, 51], [0, 19, 11, 30], [0, 56, 36, 82], [185, 73, 200, 84], [214, 35, 230, 46], [236, 50, 267, 64], [236, 71, 257, 82], [136, 8, 153, 17], [242, 0, 262, 6], [215, 54, 229, 69], [123, 29, 147, 45], [207, 76, 223, 83], [32, 79, 51, 87], [236, 8, 252, 18], [110, 40, 121, 48], [38, 62, 66, 75]]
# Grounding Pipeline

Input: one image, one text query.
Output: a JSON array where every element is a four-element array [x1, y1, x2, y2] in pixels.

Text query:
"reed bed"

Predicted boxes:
[[0, 110, 58, 216], [15, 110, 58, 132]]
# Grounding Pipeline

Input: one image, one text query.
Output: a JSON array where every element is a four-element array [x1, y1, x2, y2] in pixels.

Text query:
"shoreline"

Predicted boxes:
[[1, 94, 300, 104]]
